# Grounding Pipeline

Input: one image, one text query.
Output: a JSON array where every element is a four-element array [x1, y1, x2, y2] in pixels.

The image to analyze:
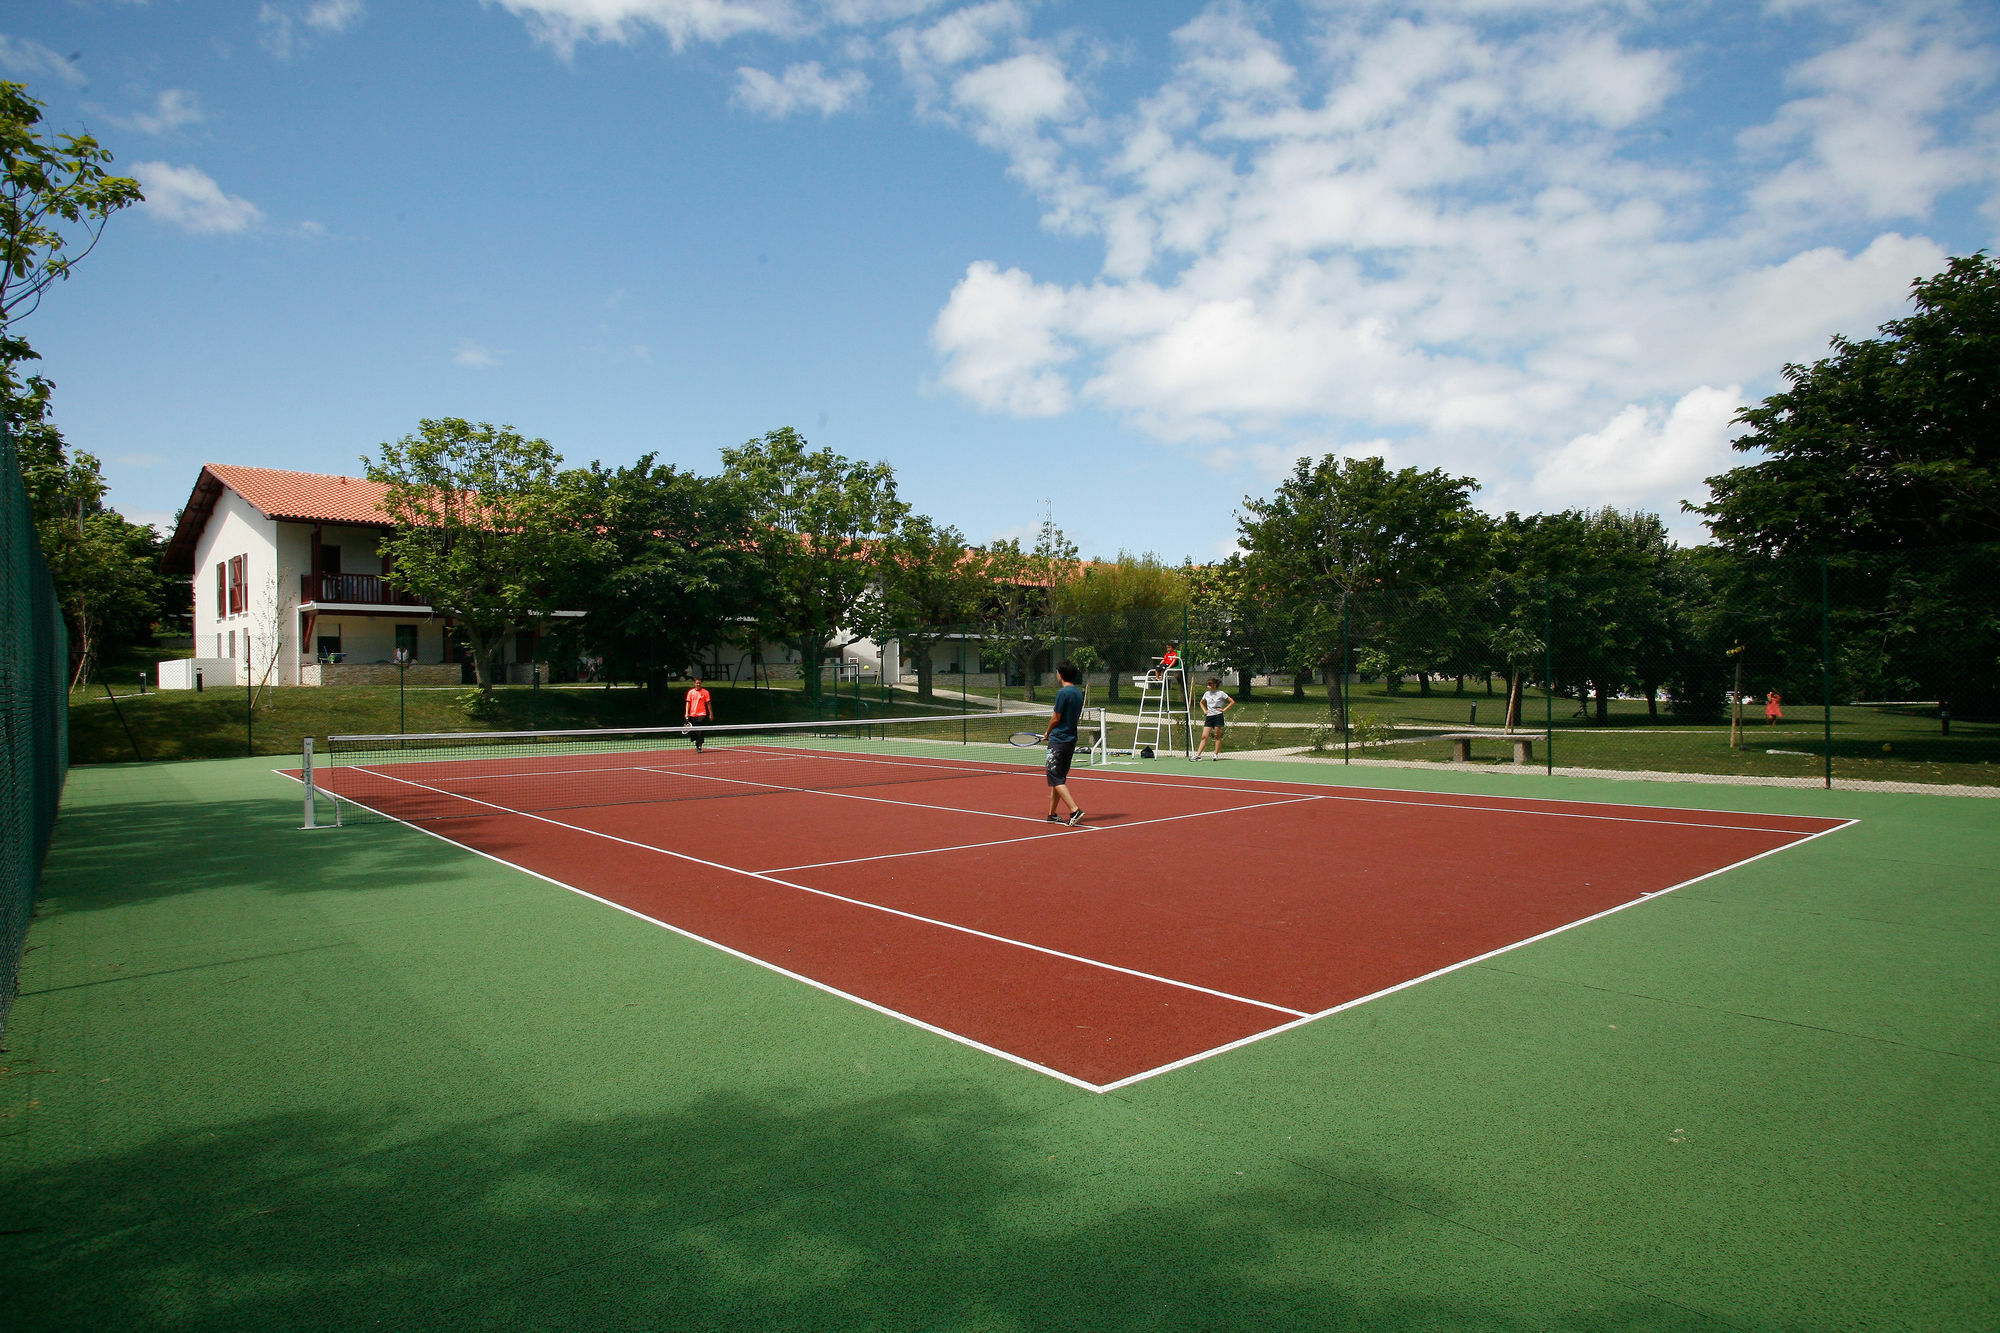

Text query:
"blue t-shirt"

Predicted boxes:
[[1049, 683, 1085, 745]]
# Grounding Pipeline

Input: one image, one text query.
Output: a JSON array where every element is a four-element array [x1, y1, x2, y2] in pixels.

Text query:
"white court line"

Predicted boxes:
[[346, 743, 1841, 836], [760, 795, 1323, 874], [351, 765, 1309, 1021], [1053, 769, 1836, 836], [634, 764, 1051, 825], [1092, 815, 1863, 1092], [286, 759, 1858, 1092], [274, 770, 1106, 1093]]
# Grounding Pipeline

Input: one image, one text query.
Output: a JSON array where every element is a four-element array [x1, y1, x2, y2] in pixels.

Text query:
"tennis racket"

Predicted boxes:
[[1008, 731, 1045, 747]]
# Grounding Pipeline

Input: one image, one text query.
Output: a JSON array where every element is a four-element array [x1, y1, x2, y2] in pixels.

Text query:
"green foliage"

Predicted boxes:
[[1697, 252, 2000, 555], [1054, 550, 1187, 703], [721, 428, 907, 703], [366, 419, 594, 693], [868, 513, 1001, 701], [565, 454, 762, 691], [1239, 455, 1490, 723], [1, 80, 144, 335], [456, 687, 499, 720]]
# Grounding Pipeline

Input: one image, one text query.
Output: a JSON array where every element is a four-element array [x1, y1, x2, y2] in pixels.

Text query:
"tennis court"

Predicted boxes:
[[293, 719, 1852, 1089], [6, 745, 1995, 1332]]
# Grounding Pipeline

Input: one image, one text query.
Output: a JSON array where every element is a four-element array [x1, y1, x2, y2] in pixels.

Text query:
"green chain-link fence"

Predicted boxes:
[[2, 421, 70, 1041]]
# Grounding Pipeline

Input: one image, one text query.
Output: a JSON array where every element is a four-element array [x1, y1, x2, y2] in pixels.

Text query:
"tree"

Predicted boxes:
[[868, 514, 1000, 703], [31, 443, 163, 688], [1055, 551, 1187, 704], [1695, 252, 2000, 555], [3, 80, 143, 432], [1238, 455, 1491, 726], [565, 455, 763, 693], [721, 428, 907, 704], [982, 513, 1078, 702], [366, 419, 593, 693]]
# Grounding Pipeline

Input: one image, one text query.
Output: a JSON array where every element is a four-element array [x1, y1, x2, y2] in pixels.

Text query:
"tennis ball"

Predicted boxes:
[[1883, 742, 1892, 752]]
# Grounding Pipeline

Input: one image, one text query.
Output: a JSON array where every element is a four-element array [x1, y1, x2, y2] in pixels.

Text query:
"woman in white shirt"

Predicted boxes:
[[1196, 677, 1235, 759]]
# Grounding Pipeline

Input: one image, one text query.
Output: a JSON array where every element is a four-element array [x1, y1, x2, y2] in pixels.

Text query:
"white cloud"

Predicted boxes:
[[132, 162, 264, 234], [306, 0, 367, 32], [455, 341, 501, 369], [1528, 386, 1744, 518], [120, 89, 205, 135], [917, 2, 1997, 522], [931, 261, 1073, 416], [491, 0, 805, 57], [895, 1, 1023, 69], [734, 62, 869, 117], [0, 36, 87, 87], [951, 51, 1081, 132], [1742, 19, 1995, 224], [260, 0, 366, 57]]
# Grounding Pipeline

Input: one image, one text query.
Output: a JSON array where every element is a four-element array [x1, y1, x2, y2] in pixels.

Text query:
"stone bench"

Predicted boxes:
[[1439, 732, 1535, 764]]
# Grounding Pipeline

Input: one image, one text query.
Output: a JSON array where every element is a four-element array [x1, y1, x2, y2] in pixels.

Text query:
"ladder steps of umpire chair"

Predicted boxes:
[[1129, 660, 1190, 759]]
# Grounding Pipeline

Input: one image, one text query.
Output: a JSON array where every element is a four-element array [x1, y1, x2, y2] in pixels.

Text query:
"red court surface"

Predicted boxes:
[[299, 746, 1854, 1090]]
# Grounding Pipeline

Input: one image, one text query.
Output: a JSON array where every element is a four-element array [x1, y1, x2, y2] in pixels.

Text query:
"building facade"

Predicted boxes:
[[159, 465, 560, 687]]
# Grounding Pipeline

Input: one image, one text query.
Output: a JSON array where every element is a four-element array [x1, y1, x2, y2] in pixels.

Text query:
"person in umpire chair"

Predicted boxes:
[[1042, 661, 1086, 826]]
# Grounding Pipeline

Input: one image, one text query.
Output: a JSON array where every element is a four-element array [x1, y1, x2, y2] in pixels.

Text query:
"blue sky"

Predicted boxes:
[[5, 0, 1997, 562]]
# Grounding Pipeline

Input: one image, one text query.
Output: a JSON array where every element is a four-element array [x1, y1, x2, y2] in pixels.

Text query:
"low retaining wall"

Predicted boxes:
[[300, 662, 463, 687]]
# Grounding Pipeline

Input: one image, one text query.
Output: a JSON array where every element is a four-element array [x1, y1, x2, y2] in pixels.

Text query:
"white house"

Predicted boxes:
[[159, 464, 569, 688]]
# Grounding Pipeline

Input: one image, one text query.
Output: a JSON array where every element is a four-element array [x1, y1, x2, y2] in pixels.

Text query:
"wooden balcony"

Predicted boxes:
[[301, 573, 426, 607]]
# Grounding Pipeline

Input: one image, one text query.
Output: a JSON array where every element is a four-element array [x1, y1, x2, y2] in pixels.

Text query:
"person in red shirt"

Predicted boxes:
[[1148, 641, 1180, 683], [684, 678, 713, 751]]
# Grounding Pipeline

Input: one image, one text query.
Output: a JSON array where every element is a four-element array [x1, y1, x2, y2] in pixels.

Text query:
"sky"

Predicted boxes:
[[5, 0, 1998, 563]]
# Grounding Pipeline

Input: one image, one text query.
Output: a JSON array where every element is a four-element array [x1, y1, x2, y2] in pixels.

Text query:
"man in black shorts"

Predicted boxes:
[[1041, 660, 1086, 826]]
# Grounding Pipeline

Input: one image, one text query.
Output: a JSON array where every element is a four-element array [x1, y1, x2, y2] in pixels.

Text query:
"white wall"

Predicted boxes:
[[192, 489, 282, 682]]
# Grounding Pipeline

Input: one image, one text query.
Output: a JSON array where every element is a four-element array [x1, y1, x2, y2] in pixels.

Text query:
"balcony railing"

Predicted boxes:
[[301, 573, 426, 607]]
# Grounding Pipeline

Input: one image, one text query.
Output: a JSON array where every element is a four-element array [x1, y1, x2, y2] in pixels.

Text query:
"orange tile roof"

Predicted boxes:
[[161, 464, 400, 574], [204, 464, 397, 525]]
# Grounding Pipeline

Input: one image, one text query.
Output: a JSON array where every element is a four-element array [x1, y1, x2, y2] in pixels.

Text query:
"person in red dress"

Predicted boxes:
[[1765, 691, 1783, 725]]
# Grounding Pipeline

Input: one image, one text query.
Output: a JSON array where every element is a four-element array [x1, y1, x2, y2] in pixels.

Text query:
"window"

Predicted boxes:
[[227, 555, 247, 616], [215, 563, 227, 619], [321, 544, 342, 576], [228, 630, 236, 659], [317, 632, 343, 663], [395, 624, 418, 662]]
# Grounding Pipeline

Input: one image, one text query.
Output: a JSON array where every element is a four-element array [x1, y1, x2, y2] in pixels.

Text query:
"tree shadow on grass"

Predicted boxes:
[[37, 794, 487, 916], [1, 1086, 1753, 1333]]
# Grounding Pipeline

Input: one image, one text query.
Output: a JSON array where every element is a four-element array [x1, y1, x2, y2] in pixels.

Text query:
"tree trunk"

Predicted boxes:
[[802, 643, 825, 704], [465, 624, 495, 692], [916, 648, 934, 702], [1290, 671, 1305, 701], [1236, 667, 1253, 697], [1323, 658, 1345, 732], [1504, 670, 1522, 732], [1417, 673, 1431, 697], [1594, 681, 1609, 724]]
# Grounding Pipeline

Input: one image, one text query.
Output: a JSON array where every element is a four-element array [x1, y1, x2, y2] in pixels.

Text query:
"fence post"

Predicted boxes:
[[1544, 578, 1554, 775], [1340, 593, 1351, 764], [1821, 557, 1833, 790]]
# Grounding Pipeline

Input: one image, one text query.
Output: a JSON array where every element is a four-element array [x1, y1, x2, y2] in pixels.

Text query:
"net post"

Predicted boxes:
[[300, 736, 319, 829], [1820, 556, 1833, 790]]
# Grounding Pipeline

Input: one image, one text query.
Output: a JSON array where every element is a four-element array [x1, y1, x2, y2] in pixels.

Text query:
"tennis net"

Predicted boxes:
[[303, 710, 1105, 828]]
